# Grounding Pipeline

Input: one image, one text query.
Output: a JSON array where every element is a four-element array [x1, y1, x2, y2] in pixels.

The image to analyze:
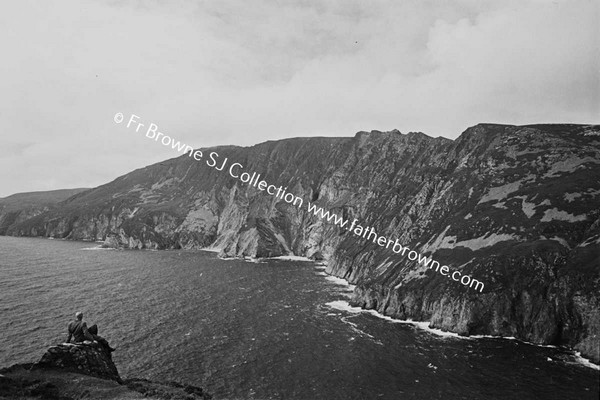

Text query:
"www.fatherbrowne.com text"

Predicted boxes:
[[115, 112, 485, 292]]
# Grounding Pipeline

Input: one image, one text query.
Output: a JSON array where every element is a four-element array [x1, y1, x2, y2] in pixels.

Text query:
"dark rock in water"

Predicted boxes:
[[1, 123, 599, 364], [33, 342, 121, 383]]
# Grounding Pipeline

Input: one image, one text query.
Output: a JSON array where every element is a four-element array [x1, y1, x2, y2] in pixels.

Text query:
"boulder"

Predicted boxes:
[[33, 342, 122, 383]]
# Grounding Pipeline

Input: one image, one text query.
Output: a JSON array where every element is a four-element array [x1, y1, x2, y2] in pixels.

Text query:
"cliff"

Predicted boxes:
[[2, 123, 599, 363], [0, 188, 88, 236], [0, 344, 211, 399]]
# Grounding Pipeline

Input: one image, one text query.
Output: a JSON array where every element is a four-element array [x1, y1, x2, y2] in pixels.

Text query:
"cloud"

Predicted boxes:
[[423, 0, 599, 123], [0, 0, 597, 196]]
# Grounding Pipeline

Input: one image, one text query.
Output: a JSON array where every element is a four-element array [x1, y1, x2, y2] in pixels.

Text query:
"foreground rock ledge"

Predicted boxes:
[[35, 343, 122, 383], [0, 344, 211, 399]]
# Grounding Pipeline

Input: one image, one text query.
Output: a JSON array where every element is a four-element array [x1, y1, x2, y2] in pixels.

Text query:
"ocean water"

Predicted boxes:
[[0, 236, 597, 400]]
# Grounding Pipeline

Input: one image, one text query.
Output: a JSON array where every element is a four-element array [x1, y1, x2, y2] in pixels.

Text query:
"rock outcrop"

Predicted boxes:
[[1, 123, 599, 363], [0, 345, 211, 399], [33, 342, 121, 383]]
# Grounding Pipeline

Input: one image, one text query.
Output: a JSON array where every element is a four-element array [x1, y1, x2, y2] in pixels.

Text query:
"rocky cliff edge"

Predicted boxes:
[[0, 344, 211, 399]]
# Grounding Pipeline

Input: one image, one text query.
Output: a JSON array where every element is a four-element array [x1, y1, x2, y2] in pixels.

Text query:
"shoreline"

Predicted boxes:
[[312, 259, 600, 372], [325, 295, 600, 371], [205, 250, 600, 371]]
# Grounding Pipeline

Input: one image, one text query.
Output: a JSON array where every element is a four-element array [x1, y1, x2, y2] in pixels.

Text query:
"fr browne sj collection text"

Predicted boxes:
[[114, 112, 485, 292]]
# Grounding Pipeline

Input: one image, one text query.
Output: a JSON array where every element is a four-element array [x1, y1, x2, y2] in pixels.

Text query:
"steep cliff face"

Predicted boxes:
[[0, 188, 88, 235], [3, 124, 599, 362], [328, 124, 600, 363]]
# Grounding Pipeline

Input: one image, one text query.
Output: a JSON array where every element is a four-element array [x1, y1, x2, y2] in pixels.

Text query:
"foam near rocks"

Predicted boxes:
[[324, 276, 356, 291], [201, 247, 222, 253], [81, 246, 115, 251], [326, 301, 600, 370], [573, 352, 600, 371], [325, 300, 459, 338], [269, 255, 313, 262]]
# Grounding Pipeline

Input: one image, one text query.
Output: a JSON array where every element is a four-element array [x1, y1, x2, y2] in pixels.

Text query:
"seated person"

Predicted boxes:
[[66, 312, 115, 352], [66, 312, 94, 343], [87, 323, 115, 352]]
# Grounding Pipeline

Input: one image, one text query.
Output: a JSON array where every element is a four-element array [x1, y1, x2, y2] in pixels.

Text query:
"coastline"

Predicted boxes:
[[206, 249, 600, 372], [322, 281, 600, 371]]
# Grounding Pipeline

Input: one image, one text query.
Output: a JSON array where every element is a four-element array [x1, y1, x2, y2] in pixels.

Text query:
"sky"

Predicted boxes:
[[0, 0, 598, 197]]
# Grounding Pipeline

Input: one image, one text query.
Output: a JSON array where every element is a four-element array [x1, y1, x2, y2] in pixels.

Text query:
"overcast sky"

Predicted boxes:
[[0, 0, 598, 197]]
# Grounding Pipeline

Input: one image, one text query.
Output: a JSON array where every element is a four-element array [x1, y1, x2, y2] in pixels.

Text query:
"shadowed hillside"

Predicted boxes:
[[0, 188, 89, 235]]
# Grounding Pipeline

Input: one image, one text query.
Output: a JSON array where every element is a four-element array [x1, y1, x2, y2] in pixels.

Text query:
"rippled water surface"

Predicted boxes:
[[0, 236, 598, 399]]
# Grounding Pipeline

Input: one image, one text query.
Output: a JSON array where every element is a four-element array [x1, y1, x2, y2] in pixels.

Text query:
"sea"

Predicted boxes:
[[0, 236, 598, 400]]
